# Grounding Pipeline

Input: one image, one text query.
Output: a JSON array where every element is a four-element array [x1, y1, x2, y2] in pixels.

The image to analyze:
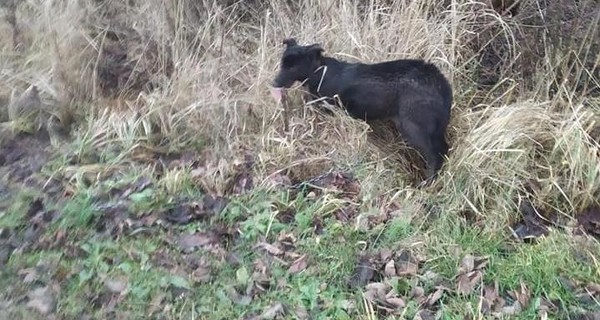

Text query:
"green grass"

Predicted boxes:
[[1, 0, 600, 319]]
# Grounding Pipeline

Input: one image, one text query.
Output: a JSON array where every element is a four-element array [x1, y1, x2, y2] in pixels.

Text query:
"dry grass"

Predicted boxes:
[[0, 0, 599, 317], [1, 0, 598, 224]]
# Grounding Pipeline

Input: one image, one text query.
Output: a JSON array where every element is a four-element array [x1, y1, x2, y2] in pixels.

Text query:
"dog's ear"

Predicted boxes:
[[306, 44, 324, 57], [282, 38, 297, 47]]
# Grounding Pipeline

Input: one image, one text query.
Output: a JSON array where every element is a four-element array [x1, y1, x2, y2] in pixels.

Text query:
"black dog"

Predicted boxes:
[[272, 38, 453, 181]]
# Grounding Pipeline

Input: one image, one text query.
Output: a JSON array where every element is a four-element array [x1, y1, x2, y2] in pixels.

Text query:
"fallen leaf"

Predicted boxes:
[[226, 286, 252, 306], [203, 194, 229, 215], [365, 282, 392, 298], [576, 206, 600, 239], [500, 302, 522, 316], [255, 242, 284, 256], [264, 172, 292, 189], [229, 171, 254, 195], [422, 271, 441, 283], [385, 297, 405, 308], [473, 256, 489, 270], [411, 286, 425, 299], [278, 233, 297, 251], [276, 207, 296, 224], [458, 254, 475, 274], [347, 256, 376, 288], [514, 281, 531, 308], [396, 250, 419, 276], [191, 266, 211, 283], [260, 302, 286, 319], [379, 249, 393, 262], [294, 305, 310, 319], [161, 203, 205, 225], [252, 270, 271, 292], [288, 255, 308, 274], [26, 286, 56, 315], [511, 200, 554, 241], [456, 270, 483, 295], [425, 287, 445, 306], [176, 232, 217, 253], [384, 259, 396, 277], [413, 309, 436, 320], [26, 198, 44, 217], [481, 281, 505, 313]]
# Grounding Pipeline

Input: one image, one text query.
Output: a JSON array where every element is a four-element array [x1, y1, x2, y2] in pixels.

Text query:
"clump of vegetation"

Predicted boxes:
[[0, 0, 599, 319]]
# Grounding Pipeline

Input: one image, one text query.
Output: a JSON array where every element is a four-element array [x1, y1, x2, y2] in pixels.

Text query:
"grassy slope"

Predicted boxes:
[[0, 0, 599, 319]]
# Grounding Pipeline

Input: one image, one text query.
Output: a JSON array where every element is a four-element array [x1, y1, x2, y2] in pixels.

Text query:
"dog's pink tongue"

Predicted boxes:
[[270, 87, 285, 103]]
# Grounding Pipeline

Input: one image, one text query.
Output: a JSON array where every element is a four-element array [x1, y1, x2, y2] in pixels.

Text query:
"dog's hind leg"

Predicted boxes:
[[393, 116, 443, 182]]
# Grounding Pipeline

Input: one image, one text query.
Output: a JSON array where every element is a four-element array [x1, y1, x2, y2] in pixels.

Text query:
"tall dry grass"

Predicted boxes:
[[1, 0, 599, 227]]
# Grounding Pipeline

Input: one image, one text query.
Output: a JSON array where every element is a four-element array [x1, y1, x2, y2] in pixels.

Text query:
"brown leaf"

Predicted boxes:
[[458, 254, 475, 275], [384, 259, 396, 277], [481, 281, 505, 313], [294, 305, 310, 319], [396, 250, 419, 276], [426, 287, 445, 306], [456, 270, 483, 295], [162, 201, 209, 225], [365, 282, 392, 301], [191, 266, 211, 283], [276, 207, 296, 224], [585, 282, 600, 295], [473, 256, 489, 270], [348, 257, 376, 288], [411, 286, 425, 299], [230, 171, 254, 195], [385, 297, 405, 309], [26, 198, 44, 218], [260, 302, 286, 319], [176, 232, 217, 253], [500, 303, 522, 316], [278, 233, 297, 250], [413, 309, 436, 320], [576, 206, 600, 239], [255, 242, 284, 256], [537, 296, 558, 319], [511, 200, 554, 241], [288, 255, 308, 274], [379, 249, 393, 262], [264, 172, 292, 189], [515, 281, 531, 308]]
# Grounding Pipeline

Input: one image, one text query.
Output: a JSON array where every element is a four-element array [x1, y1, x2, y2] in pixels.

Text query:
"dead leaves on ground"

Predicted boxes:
[[352, 249, 440, 316], [254, 233, 309, 275], [511, 198, 600, 242], [352, 249, 598, 319], [455, 254, 488, 296]]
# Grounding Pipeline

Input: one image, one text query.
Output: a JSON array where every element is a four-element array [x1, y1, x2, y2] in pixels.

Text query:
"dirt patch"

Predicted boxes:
[[0, 131, 52, 183]]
